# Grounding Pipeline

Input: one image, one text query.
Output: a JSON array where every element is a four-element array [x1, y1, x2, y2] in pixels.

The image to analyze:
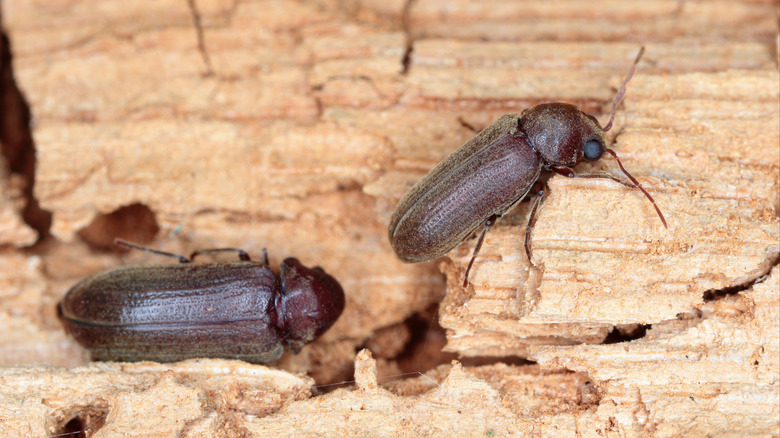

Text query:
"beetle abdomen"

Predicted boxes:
[[389, 115, 541, 262]]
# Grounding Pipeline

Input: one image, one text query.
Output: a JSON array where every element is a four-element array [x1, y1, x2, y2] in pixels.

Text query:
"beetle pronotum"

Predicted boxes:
[[388, 47, 666, 286]]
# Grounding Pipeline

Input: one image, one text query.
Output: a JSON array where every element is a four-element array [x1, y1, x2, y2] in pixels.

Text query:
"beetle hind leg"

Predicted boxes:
[[463, 214, 500, 288], [524, 181, 547, 264]]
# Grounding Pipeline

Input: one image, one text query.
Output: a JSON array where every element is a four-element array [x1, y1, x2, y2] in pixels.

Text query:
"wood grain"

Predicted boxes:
[[441, 70, 779, 355], [0, 0, 777, 436]]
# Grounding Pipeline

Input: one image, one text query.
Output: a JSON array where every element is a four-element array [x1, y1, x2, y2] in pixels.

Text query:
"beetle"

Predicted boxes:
[[59, 239, 345, 363], [388, 47, 667, 286]]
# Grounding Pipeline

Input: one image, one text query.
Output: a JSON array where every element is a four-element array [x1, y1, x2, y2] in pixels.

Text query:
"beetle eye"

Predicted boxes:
[[583, 140, 604, 161]]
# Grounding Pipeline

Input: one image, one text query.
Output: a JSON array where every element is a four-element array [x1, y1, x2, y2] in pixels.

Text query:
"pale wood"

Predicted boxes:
[[0, 20, 37, 247], [440, 70, 779, 356], [8, 0, 446, 382], [529, 266, 780, 436], [0, 169, 36, 246], [0, 359, 313, 437], [0, 0, 778, 436], [408, 0, 777, 42]]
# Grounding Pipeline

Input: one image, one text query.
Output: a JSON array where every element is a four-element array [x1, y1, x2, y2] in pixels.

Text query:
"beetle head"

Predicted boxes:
[[279, 258, 345, 353], [519, 103, 607, 167]]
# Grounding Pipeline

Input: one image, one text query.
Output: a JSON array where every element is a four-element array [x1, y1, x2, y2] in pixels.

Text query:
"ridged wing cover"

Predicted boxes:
[[389, 114, 541, 262], [60, 261, 285, 362]]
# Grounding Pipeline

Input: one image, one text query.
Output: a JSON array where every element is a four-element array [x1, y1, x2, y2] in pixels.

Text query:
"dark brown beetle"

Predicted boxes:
[[59, 239, 345, 363], [389, 48, 667, 286]]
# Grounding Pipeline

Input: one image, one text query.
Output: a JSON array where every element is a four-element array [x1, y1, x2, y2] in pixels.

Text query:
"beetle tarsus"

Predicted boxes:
[[550, 166, 576, 178]]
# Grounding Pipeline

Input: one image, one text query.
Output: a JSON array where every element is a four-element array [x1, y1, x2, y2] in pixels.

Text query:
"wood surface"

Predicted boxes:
[[0, 0, 778, 436]]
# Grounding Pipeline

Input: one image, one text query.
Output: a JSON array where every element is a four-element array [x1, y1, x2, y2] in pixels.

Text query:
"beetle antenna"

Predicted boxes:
[[603, 46, 644, 132], [114, 238, 191, 263], [604, 149, 667, 228]]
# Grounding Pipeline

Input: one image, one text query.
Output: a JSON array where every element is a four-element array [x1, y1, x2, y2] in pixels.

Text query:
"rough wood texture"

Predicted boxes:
[[0, 168, 36, 246], [440, 70, 779, 356], [0, 0, 778, 436], [0, 21, 37, 246], [528, 266, 780, 436], [0, 359, 314, 437]]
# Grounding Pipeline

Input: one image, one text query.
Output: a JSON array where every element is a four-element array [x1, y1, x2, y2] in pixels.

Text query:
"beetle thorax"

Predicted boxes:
[[519, 103, 606, 167]]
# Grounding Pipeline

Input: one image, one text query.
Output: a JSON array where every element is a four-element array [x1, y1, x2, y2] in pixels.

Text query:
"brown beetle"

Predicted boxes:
[[389, 48, 666, 286], [59, 239, 345, 363]]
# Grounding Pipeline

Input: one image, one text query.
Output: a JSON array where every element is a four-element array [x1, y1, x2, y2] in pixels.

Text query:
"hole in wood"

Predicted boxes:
[[51, 404, 109, 438], [78, 203, 160, 251], [603, 323, 650, 344]]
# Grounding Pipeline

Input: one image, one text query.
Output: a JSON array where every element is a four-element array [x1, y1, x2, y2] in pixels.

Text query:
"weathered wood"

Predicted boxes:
[[0, 23, 37, 246], [0, 0, 777, 436], [440, 70, 779, 356], [0, 359, 314, 437]]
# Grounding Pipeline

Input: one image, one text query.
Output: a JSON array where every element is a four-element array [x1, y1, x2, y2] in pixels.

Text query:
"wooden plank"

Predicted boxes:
[[0, 0, 777, 436]]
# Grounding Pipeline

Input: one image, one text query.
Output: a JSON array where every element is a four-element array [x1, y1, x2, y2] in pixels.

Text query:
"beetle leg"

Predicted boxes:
[[550, 166, 636, 188], [524, 181, 547, 264], [603, 149, 667, 228], [457, 116, 479, 133], [261, 248, 269, 265], [114, 238, 190, 263], [463, 214, 500, 287], [190, 248, 251, 262], [550, 155, 667, 228]]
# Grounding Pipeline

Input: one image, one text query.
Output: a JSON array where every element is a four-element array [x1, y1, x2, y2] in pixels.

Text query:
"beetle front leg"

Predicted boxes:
[[550, 159, 667, 228], [550, 166, 636, 188]]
